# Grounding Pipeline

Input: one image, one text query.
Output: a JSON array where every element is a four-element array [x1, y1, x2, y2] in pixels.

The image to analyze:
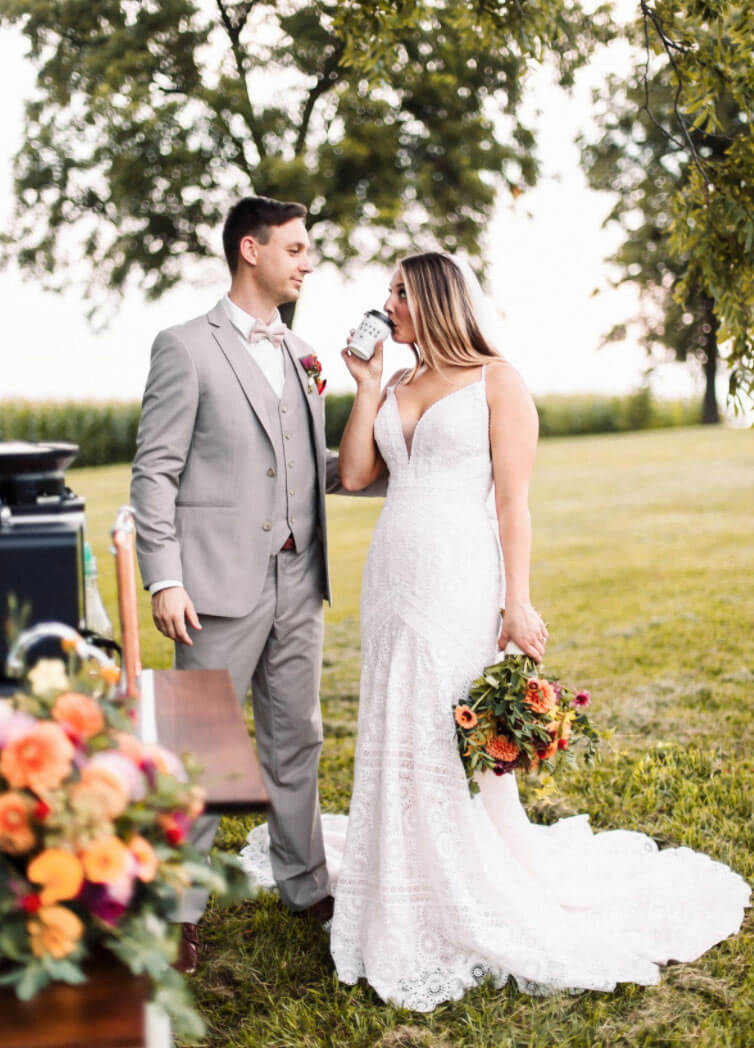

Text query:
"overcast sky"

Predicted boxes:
[[0, 7, 731, 408]]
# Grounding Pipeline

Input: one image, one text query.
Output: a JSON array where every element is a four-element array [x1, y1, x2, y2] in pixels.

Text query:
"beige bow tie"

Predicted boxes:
[[250, 319, 287, 348]]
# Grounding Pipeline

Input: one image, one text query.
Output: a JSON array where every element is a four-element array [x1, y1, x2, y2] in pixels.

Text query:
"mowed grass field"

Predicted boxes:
[[70, 425, 753, 1048]]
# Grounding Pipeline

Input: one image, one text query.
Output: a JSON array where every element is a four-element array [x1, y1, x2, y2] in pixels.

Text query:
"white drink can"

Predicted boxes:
[[348, 309, 393, 361]]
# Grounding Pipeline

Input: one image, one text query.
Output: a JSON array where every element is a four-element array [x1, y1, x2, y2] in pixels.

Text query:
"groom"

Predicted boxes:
[[131, 195, 341, 973]]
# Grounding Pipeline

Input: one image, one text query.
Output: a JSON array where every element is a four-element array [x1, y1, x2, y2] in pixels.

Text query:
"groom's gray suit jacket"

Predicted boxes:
[[131, 299, 336, 616]]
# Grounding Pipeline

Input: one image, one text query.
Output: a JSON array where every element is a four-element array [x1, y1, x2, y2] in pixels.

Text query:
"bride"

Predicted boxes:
[[242, 252, 749, 1010]]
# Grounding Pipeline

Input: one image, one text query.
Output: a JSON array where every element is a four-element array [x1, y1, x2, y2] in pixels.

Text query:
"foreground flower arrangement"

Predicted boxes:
[[0, 626, 251, 1037], [454, 648, 599, 796]]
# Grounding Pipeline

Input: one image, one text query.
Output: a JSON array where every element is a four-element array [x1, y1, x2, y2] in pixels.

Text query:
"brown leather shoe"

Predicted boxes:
[[173, 922, 199, 974], [297, 894, 334, 923]]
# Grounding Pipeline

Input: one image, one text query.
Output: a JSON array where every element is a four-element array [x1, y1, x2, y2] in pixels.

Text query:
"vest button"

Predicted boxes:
[[284, 433, 291, 440], [281, 405, 288, 413], [288, 460, 294, 468], [262, 522, 272, 531], [266, 467, 276, 477], [289, 489, 294, 496], [290, 516, 295, 523]]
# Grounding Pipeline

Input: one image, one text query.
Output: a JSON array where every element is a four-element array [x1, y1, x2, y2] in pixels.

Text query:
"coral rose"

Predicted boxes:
[[28, 848, 84, 905], [485, 734, 520, 763], [454, 704, 478, 729], [28, 905, 83, 959], [0, 791, 35, 854], [130, 836, 159, 882], [52, 692, 105, 741], [1, 722, 74, 794], [524, 679, 557, 715], [82, 836, 132, 884]]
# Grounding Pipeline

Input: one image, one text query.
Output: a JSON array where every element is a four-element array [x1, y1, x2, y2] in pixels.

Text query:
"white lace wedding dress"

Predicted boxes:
[[241, 368, 749, 1011]]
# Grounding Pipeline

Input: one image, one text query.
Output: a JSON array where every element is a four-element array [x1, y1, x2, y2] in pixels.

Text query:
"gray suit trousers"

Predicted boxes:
[[174, 540, 329, 921]]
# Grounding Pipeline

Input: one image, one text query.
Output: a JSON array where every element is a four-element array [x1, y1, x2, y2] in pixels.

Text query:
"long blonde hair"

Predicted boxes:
[[399, 252, 501, 377]]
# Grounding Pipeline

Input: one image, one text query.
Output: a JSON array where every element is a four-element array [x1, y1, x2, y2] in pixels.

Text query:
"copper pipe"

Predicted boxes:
[[111, 506, 141, 700]]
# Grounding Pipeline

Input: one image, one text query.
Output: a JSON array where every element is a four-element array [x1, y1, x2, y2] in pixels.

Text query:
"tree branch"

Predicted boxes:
[[640, 1, 711, 202], [294, 44, 345, 157], [215, 0, 267, 160]]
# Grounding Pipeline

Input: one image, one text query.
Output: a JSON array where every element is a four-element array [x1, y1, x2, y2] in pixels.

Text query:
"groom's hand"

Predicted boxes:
[[152, 586, 202, 645]]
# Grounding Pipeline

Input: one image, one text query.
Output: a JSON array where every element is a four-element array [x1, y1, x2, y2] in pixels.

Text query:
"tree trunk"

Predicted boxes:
[[701, 295, 720, 425]]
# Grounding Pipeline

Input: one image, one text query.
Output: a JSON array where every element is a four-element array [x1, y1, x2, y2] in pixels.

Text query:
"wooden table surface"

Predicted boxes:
[[1, 955, 149, 1047], [149, 667, 270, 814]]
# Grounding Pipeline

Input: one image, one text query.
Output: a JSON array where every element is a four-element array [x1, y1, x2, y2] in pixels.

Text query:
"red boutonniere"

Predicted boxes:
[[299, 353, 327, 395]]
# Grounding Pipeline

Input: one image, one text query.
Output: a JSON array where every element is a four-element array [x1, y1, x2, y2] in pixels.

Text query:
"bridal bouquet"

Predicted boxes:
[[0, 624, 250, 1037], [453, 647, 598, 796]]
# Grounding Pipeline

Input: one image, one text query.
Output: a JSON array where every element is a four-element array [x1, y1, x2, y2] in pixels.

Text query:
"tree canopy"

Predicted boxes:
[[0, 0, 607, 310], [583, 2, 753, 407]]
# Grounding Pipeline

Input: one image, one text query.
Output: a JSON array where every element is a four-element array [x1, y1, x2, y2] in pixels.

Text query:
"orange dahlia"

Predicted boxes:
[[524, 679, 557, 714], [1, 723, 74, 794], [485, 734, 520, 762], [454, 705, 478, 729]]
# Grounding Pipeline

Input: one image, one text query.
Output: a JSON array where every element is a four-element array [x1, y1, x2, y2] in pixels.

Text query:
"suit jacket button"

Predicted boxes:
[[267, 467, 276, 477], [262, 522, 272, 531]]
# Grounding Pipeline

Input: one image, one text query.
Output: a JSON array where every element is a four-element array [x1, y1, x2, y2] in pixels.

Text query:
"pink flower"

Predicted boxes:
[[573, 690, 591, 708], [0, 705, 37, 747]]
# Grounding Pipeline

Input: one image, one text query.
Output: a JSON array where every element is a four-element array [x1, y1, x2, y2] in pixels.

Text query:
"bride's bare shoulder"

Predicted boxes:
[[485, 359, 531, 399], [384, 367, 411, 391]]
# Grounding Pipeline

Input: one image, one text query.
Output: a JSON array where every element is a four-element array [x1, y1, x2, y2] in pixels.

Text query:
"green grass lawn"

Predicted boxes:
[[70, 425, 753, 1048]]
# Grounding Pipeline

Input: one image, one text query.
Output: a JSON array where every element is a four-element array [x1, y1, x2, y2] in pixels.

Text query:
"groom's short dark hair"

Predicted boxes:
[[223, 196, 308, 273]]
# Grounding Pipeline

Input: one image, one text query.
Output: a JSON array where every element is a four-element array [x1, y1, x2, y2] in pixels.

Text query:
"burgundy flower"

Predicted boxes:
[[493, 759, 519, 776], [78, 881, 128, 926], [573, 690, 591, 708]]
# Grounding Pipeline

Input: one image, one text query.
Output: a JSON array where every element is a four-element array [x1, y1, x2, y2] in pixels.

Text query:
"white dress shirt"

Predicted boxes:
[[149, 295, 287, 597], [223, 294, 286, 398]]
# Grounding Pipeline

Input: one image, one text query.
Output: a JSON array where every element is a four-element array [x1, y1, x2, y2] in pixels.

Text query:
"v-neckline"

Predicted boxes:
[[390, 369, 486, 462]]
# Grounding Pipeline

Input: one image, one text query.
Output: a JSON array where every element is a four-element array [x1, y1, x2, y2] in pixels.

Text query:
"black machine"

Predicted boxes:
[[0, 441, 86, 682]]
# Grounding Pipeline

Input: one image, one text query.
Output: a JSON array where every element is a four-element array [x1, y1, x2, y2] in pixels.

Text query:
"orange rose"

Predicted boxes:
[[485, 735, 520, 762], [454, 705, 478, 729], [0, 791, 35, 854], [28, 904, 83, 959], [52, 692, 105, 741], [81, 836, 132, 884], [129, 836, 158, 882], [1, 722, 74, 794], [75, 765, 129, 819], [27, 848, 84, 905]]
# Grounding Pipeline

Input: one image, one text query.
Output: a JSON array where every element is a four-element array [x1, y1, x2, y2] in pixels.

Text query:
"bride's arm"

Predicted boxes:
[[338, 342, 393, 491], [487, 361, 548, 662]]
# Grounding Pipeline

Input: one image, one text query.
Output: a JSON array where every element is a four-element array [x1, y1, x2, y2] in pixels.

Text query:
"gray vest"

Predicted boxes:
[[253, 350, 319, 552]]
